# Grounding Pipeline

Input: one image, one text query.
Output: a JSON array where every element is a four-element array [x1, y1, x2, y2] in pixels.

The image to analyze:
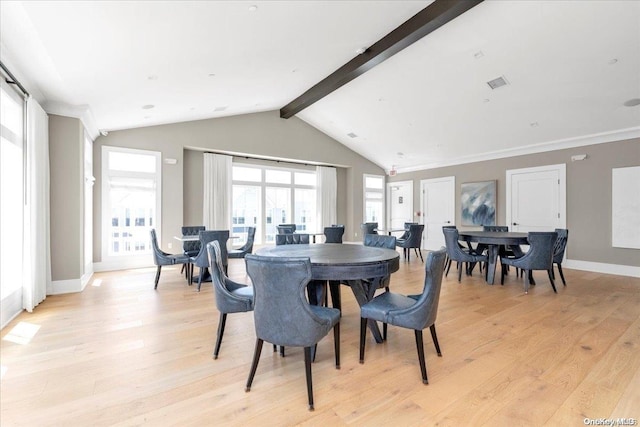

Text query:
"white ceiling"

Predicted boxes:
[[2, 1, 639, 172]]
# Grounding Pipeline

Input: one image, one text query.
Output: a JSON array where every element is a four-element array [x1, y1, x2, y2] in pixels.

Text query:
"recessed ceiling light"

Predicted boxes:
[[142, 104, 154, 110], [248, 5, 258, 12], [292, 68, 298, 73], [214, 106, 228, 112], [190, 107, 195, 111], [147, 75, 158, 80], [623, 98, 640, 107], [473, 51, 484, 59], [530, 122, 539, 127], [208, 73, 216, 77], [483, 98, 490, 103], [608, 58, 618, 65], [347, 132, 358, 138], [144, 116, 150, 119], [487, 76, 509, 90], [397, 152, 404, 157]]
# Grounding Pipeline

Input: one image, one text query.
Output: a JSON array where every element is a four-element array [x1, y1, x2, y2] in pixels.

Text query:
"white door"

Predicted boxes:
[[421, 176, 455, 250], [387, 181, 413, 235], [506, 164, 566, 232]]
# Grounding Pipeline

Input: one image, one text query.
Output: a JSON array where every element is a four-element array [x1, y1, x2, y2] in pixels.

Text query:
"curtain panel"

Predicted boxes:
[[316, 166, 337, 229], [24, 98, 50, 311], [203, 153, 232, 230]]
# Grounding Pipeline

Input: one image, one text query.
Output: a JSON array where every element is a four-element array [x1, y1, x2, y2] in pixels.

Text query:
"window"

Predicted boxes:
[[102, 146, 161, 262], [364, 174, 385, 226], [0, 79, 25, 305], [232, 163, 316, 244]]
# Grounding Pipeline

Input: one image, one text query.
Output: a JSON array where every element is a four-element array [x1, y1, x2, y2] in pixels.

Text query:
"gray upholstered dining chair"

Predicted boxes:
[[276, 224, 296, 234], [244, 255, 341, 411], [500, 231, 558, 294], [150, 229, 189, 289], [275, 233, 309, 245], [360, 222, 378, 242], [552, 228, 569, 286], [442, 227, 488, 282], [207, 241, 253, 359], [396, 223, 424, 262], [359, 248, 447, 384], [228, 226, 256, 259], [181, 225, 205, 278], [323, 226, 344, 243], [189, 230, 229, 291]]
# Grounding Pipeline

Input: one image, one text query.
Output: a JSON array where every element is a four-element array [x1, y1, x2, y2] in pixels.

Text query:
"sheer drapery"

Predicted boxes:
[[203, 153, 232, 230], [23, 97, 50, 311], [316, 166, 337, 229]]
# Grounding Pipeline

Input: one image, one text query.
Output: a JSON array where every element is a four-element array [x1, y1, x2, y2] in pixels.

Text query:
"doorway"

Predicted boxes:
[[387, 181, 413, 235], [420, 176, 455, 250]]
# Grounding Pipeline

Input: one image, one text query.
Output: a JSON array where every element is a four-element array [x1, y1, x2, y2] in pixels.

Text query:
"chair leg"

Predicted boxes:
[[528, 270, 536, 286], [445, 258, 452, 277], [457, 262, 463, 283], [154, 265, 162, 289], [383, 323, 387, 341], [304, 346, 315, 411], [414, 330, 428, 384], [245, 338, 264, 392], [429, 324, 442, 357], [416, 248, 423, 262], [213, 313, 227, 359], [524, 270, 530, 294], [557, 264, 567, 286], [359, 317, 367, 363], [333, 323, 340, 369], [547, 270, 558, 293], [500, 262, 505, 285], [329, 281, 342, 312]]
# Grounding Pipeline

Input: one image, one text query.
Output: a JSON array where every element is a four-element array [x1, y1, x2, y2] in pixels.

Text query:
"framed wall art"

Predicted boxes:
[[461, 180, 496, 226]]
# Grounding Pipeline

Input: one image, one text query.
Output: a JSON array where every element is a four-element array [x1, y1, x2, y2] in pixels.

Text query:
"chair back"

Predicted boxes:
[[403, 224, 424, 248], [364, 234, 396, 249], [276, 233, 310, 245], [207, 241, 253, 313], [181, 225, 205, 255], [239, 226, 257, 253], [360, 223, 378, 241], [245, 255, 336, 347], [483, 225, 509, 232], [394, 248, 447, 330], [323, 226, 344, 244], [552, 228, 569, 263], [442, 227, 470, 261], [277, 224, 296, 234], [193, 230, 229, 268], [522, 231, 558, 270], [399, 222, 418, 240], [149, 229, 167, 266]]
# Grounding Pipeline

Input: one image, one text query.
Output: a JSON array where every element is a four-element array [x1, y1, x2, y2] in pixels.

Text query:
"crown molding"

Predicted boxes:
[[43, 101, 100, 141], [396, 127, 640, 174]]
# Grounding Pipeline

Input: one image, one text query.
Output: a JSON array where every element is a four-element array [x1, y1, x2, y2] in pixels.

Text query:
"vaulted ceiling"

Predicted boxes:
[[2, 1, 639, 172]]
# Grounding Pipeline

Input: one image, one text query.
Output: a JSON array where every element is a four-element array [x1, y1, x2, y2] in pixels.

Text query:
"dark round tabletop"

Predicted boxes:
[[458, 231, 529, 245], [255, 243, 400, 281]]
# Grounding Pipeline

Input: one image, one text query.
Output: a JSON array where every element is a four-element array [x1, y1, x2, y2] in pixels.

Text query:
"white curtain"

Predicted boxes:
[[23, 97, 50, 312], [316, 166, 337, 229], [203, 153, 232, 230]]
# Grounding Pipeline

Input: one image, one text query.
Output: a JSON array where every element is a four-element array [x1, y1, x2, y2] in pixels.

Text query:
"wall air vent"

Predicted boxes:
[[487, 76, 509, 90], [347, 132, 358, 138]]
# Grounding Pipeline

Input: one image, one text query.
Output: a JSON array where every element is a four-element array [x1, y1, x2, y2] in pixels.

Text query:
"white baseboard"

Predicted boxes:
[[1, 289, 23, 330], [93, 258, 154, 272], [48, 278, 84, 295], [560, 259, 639, 278]]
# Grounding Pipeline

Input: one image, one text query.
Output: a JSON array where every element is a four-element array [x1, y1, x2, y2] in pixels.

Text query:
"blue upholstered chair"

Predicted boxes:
[[323, 226, 344, 244], [180, 225, 205, 278], [245, 255, 341, 411], [275, 233, 309, 245], [207, 241, 253, 359], [359, 248, 447, 384], [396, 223, 424, 262], [360, 222, 378, 242], [189, 230, 229, 291], [442, 227, 488, 282], [500, 231, 558, 294], [276, 224, 296, 234], [552, 228, 569, 286], [150, 229, 189, 289], [228, 226, 256, 259]]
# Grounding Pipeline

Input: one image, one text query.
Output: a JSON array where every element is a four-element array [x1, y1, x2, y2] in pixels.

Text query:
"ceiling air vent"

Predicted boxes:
[[347, 132, 358, 138], [487, 76, 508, 90]]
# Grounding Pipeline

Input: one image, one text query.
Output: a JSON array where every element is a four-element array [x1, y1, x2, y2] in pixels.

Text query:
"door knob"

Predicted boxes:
[[512, 222, 518, 226], [446, 221, 451, 224]]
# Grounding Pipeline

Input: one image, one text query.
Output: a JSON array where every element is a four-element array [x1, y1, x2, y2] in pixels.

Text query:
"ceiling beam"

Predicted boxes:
[[280, 0, 484, 119]]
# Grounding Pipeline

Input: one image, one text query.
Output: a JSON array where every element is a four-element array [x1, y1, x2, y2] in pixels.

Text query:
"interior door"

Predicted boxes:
[[507, 164, 566, 232], [387, 181, 413, 235], [421, 176, 455, 250]]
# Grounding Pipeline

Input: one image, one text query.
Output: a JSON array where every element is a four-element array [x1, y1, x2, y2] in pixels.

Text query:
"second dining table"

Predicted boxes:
[[457, 231, 529, 285], [256, 243, 400, 343]]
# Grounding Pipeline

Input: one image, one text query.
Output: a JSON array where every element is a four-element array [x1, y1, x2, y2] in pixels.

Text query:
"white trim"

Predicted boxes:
[[420, 176, 456, 250], [564, 259, 640, 278], [386, 180, 413, 230], [1, 289, 23, 330], [363, 173, 385, 227], [93, 257, 154, 273], [48, 278, 83, 295], [42, 101, 100, 141], [506, 163, 566, 231], [396, 127, 640, 174]]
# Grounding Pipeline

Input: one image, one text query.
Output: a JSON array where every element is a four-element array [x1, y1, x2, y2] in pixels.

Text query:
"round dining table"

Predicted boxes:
[[256, 243, 400, 343], [457, 231, 529, 285]]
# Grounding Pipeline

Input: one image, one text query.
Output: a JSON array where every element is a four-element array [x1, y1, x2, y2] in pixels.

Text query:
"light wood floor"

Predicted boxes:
[[2, 253, 639, 426]]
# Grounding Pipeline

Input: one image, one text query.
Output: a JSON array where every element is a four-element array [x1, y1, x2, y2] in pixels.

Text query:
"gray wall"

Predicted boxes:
[[389, 138, 640, 267], [93, 110, 384, 260], [49, 115, 85, 280]]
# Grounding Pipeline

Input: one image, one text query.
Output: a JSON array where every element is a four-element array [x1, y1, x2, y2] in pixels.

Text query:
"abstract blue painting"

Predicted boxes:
[[461, 181, 496, 226]]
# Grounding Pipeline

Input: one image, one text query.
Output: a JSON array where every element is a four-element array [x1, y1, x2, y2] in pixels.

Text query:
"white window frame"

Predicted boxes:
[[363, 173, 385, 227], [101, 146, 161, 269]]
